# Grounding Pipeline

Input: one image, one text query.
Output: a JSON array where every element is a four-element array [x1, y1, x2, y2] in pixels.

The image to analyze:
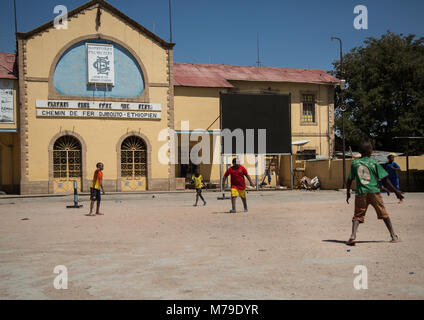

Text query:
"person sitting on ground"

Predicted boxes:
[[345, 142, 404, 245]]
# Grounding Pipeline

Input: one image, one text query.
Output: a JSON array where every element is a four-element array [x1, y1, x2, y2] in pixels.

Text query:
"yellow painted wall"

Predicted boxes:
[[395, 156, 424, 191], [174, 87, 221, 131], [174, 87, 221, 183], [303, 159, 352, 190], [279, 155, 291, 187], [25, 83, 169, 182], [22, 5, 171, 192], [0, 132, 20, 192], [389, 156, 424, 171], [0, 79, 20, 193]]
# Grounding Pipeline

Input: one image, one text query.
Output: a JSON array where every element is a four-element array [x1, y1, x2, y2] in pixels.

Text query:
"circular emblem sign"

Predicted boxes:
[[357, 165, 371, 185], [93, 56, 111, 75]]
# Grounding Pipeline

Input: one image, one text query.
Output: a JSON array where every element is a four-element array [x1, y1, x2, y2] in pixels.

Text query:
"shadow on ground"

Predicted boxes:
[[323, 239, 388, 245]]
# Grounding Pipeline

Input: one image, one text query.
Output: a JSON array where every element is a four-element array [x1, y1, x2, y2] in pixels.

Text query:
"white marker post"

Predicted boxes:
[[66, 180, 83, 209]]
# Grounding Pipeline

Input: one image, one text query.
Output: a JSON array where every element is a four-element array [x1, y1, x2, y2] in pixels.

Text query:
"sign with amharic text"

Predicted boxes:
[[36, 100, 161, 111]]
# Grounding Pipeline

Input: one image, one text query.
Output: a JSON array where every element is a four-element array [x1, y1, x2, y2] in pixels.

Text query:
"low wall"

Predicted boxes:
[[304, 159, 352, 190], [300, 155, 424, 191], [279, 155, 292, 187], [395, 156, 424, 192]]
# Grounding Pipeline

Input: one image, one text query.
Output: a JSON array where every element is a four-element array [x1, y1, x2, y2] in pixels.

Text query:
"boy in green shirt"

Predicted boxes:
[[346, 142, 404, 245]]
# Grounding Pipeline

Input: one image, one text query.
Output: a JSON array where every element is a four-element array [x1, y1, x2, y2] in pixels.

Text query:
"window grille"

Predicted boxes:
[[302, 94, 315, 123], [53, 136, 82, 179], [121, 136, 147, 179]]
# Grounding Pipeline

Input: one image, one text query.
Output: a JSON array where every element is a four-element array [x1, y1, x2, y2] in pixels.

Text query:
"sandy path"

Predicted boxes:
[[0, 190, 423, 299]]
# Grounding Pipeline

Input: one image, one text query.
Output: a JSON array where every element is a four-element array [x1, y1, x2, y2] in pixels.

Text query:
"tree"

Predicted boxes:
[[330, 31, 424, 154]]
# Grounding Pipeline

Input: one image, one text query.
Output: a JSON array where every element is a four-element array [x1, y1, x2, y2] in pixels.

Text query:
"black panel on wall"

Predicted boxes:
[[220, 93, 292, 154]]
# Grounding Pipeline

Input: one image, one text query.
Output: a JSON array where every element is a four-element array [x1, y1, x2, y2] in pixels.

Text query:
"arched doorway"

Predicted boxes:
[[53, 135, 82, 192], [120, 136, 147, 191]]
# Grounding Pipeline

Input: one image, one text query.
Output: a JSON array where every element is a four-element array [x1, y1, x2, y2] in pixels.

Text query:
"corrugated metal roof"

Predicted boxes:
[[334, 151, 404, 163], [0, 52, 17, 80], [0, 52, 340, 86], [174, 62, 339, 88]]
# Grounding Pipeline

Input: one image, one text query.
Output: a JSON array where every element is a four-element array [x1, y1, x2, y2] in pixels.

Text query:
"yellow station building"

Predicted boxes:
[[0, 0, 339, 194]]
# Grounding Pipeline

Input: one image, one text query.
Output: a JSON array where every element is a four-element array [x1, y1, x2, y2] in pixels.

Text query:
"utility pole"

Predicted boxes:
[[14, 0, 18, 52], [168, 0, 173, 43], [256, 32, 261, 67]]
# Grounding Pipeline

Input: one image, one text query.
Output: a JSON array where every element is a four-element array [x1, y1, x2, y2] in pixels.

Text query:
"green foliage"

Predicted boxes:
[[329, 31, 424, 153]]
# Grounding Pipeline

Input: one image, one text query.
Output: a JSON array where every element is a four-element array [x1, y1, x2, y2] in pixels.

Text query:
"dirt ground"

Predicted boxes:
[[0, 190, 423, 300]]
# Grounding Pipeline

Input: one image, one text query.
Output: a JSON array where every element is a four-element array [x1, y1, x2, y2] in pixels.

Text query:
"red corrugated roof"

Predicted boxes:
[[0, 52, 17, 80], [0, 52, 339, 86], [174, 62, 339, 88]]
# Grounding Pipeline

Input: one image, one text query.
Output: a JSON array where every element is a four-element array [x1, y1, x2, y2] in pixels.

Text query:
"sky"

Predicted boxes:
[[0, 0, 423, 72]]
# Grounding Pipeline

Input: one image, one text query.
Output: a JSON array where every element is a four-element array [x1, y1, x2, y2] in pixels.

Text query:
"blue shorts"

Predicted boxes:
[[90, 188, 101, 201], [389, 178, 400, 190]]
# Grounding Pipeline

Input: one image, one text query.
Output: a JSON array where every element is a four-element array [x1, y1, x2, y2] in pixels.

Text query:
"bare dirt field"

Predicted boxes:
[[0, 190, 423, 300]]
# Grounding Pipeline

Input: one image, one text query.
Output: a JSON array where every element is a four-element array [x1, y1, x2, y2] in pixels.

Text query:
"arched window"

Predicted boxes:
[[53, 136, 82, 179], [53, 39, 145, 98], [121, 136, 147, 179]]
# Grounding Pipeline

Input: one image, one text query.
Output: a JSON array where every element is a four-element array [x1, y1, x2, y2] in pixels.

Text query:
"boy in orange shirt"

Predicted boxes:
[[88, 162, 105, 216]]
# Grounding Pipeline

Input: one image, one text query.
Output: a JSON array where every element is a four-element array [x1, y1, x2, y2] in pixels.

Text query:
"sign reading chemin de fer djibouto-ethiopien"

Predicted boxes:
[[36, 109, 161, 119], [36, 100, 162, 120]]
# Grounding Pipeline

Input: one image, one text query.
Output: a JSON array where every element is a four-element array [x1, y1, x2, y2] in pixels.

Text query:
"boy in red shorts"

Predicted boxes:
[[346, 142, 404, 245], [88, 162, 105, 216], [222, 158, 255, 213]]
